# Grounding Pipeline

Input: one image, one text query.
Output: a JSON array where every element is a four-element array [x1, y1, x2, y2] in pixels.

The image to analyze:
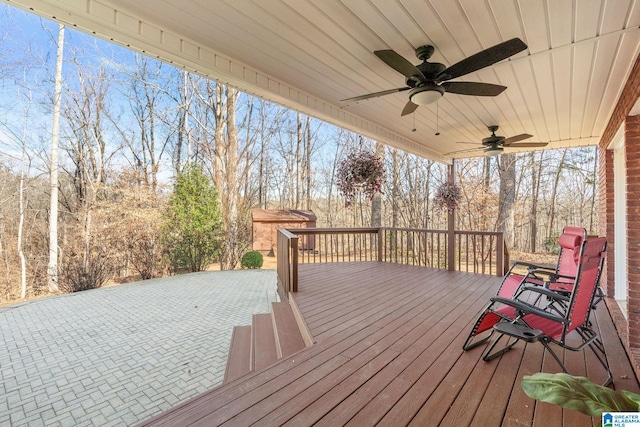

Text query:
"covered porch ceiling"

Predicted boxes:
[[6, 0, 640, 163]]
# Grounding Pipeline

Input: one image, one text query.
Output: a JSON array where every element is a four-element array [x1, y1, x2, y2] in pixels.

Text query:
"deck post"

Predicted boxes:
[[447, 162, 455, 271], [377, 228, 383, 261], [290, 235, 298, 292], [496, 232, 504, 276]]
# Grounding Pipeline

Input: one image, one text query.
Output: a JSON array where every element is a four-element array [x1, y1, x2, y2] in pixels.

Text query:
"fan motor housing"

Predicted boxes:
[[482, 135, 504, 145]]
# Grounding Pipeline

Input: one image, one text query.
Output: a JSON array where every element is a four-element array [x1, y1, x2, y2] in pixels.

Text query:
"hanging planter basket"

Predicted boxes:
[[434, 181, 462, 212], [336, 150, 385, 206]]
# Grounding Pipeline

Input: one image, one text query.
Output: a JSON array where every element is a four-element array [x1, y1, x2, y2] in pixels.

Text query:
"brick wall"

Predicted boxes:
[[626, 115, 640, 353]]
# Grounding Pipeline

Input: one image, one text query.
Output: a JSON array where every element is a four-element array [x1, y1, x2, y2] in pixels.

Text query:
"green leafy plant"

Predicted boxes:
[[160, 164, 222, 273], [434, 181, 462, 212], [544, 234, 561, 254], [241, 251, 263, 269], [522, 373, 640, 419], [336, 150, 385, 206]]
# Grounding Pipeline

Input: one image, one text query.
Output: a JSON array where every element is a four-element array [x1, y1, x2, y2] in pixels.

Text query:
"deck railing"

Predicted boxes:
[[277, 227, 506, 294]]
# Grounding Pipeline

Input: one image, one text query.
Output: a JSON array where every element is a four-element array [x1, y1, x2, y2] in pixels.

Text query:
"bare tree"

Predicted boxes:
[[47, 24, 64, 293], [547, 148, 568, 242], [114, 55, 176, 191]]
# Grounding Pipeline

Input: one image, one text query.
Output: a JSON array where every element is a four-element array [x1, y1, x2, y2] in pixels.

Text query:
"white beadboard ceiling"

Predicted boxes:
[[6, 0, 640, 163]]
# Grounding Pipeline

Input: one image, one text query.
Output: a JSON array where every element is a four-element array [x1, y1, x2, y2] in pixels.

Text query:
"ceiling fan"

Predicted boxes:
[[450, 125, 548, 156], [342, 38, 528, 116]]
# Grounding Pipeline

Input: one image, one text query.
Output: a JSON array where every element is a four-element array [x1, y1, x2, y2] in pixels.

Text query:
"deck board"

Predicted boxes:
[[252, 313, 278, 371], [139, 261, 640, 427], [223, 326, 252, 383]]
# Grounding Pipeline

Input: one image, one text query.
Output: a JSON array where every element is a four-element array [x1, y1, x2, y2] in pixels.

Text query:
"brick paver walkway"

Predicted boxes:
[[0, 269, 278, 426]]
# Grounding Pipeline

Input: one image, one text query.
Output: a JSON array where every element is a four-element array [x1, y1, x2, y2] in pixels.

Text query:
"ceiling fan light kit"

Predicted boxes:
[[483, 147, 504, 156], [409, 85, 444, 105]]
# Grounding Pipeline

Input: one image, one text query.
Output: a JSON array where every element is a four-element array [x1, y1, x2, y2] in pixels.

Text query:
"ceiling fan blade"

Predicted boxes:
[[442, 81, 507, 96], [341, 87, 410, 104], [374, 50, 426, 80], [502, 133, 533, 144], [401, 100, 419, 116], [437, 38, 528, 81], [504, 142, 549, 148]]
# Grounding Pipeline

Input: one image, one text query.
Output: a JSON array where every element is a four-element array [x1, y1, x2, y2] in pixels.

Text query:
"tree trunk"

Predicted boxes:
[[477, 156, 491, 231], [18, 163, 27, 299], [529, 151, 543, 253], [391, 149, 399, 228], [588, 146, 598, 232], [295, 113, 302, 209], [219, 88, 240, 270], [496, 153, 516, 249], [48, 24, 64, 293], [305, 117, 312, 210], [371, 142, 385, 227]]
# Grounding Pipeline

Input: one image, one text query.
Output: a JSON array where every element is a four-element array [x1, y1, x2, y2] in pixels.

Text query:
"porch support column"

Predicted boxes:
[[447, 161, 455, 271]]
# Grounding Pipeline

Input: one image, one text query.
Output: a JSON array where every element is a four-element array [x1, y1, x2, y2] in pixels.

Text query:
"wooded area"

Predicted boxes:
[[0, 7, 598, 304]]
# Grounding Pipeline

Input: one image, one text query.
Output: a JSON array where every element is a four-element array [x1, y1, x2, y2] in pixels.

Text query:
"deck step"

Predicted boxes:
[[271, 301, 306, 358], [222, 301, 310, 384], [252, 313, 278, 371], [223, 325, 252, 383]]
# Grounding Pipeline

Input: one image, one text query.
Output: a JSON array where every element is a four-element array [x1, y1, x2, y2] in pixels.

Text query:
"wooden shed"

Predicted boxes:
[[251, 209, 317, 255]]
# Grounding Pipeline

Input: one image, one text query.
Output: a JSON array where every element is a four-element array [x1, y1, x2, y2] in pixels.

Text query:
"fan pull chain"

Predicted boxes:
[[435, 101, 440, 136], [412, 112, 416, 132]]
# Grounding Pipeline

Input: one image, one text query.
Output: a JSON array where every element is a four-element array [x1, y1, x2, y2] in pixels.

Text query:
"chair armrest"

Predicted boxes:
[[491, 296, 569, 324], [510, 261, 550, 271], [526, 269, 575, 284], [521, 284, 570, 302]]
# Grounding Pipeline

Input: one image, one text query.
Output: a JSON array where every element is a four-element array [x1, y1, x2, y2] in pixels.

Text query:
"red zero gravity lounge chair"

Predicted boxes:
[[462, 226, 587, 351], [482, 237, 611, 386]]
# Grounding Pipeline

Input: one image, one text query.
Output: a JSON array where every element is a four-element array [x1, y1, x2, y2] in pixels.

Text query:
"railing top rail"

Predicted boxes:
[[278, 228, 299, 238], [284, 227, 503, 237], [285, 227, 380, 235], [380, 227, 447, 233], [454, 230, 503, 236]]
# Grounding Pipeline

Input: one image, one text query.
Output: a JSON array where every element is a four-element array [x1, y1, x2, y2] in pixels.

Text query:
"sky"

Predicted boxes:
[[0, 4, 125, 167]]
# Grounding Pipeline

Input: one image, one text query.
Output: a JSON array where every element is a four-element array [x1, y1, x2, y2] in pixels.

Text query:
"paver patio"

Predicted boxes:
[[0, 269, 278, 426]]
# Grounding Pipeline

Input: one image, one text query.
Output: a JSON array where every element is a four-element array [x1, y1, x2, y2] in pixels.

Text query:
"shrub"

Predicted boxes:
[[241, 251, 263, 269], [160, 165, 222, 273], [544, 234, 560, 254], [59, 247, 114, 293]]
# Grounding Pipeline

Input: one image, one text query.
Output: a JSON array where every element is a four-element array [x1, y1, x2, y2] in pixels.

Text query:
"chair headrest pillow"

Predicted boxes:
[[559, 233, 582, 250]]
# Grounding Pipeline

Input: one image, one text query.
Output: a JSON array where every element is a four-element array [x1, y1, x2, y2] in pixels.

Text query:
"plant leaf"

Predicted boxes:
[[621, 390, 640, 410], [521, 373, 637, 416]]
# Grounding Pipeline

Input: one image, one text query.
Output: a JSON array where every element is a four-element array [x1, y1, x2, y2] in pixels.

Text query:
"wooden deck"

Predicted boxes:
[[140, 262, 640, 426]]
